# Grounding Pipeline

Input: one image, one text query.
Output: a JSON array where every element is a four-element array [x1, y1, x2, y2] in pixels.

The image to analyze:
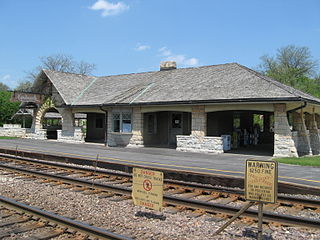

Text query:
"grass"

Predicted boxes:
[[0, 136, 19, 139], [274, 156, 320, 167]]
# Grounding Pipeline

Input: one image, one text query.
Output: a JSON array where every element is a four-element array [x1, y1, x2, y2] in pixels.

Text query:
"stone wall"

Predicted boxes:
[[109, 133, 133, 146], [176, 135, 224, 154], [0, 124, 26, 137], [57, 127, 85, 143], [175, 105, 223, 154], [25, 129, 47, 139], [273, 104, 298, 158]]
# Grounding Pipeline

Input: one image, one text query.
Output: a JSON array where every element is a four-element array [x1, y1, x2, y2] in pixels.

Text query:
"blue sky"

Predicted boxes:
[[0, 0, 319, 89]]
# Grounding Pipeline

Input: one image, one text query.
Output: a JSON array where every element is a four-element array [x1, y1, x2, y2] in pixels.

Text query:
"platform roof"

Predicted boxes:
[[37, 63, 320, 107]]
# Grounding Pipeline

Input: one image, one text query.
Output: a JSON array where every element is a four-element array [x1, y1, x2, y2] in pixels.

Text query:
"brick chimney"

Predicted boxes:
[[160, 61, 177, 71]]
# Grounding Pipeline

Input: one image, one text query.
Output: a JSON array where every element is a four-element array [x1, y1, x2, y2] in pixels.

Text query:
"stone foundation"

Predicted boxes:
[[176, 135, 224, 154], [25, 129, 47, 140]]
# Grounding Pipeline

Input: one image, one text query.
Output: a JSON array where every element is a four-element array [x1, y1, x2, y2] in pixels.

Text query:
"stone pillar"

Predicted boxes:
[[107, 109, 116, 147], [292, 112, 312, 156], [191, 106, 207, 137], [58, 108, 75, 133], [273, 104, 298, 158], [305, 113, 320, 155], [30, 108, 39, 132], [128, 107, 144, 147]]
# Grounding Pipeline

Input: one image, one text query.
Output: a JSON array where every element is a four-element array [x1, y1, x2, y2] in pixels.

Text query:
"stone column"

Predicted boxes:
[[191, 106, 207, 137], [128, 107, 144, 147], [107, 109, 116, 147], [58, 108, 75, 134], [305, 113, 320, 155], [273, 104, 298, 158], [30, 108, 39, 132], [292, 112, 312, 156]]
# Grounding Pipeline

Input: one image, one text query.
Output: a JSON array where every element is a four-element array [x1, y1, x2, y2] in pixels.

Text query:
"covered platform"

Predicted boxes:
[[0, 138, 318, 188]]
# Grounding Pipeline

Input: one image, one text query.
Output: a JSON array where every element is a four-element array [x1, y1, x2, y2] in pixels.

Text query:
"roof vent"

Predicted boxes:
[[160, 61, 176, 71]]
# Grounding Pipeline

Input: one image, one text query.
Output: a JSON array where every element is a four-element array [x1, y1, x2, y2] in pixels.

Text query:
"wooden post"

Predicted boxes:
[[214, 201, 255, 235], [257, 202, 264, 240]]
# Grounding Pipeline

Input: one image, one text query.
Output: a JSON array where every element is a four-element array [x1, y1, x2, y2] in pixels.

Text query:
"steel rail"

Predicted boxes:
[[0, 195, 132, 240], [1, 154, 319, 208], [1, 148, 319, 196], [0, 163, 319, 229]]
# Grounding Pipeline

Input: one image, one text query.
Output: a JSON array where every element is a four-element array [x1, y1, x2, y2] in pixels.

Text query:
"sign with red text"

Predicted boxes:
[[132, 168, 163, 211], [245, 160, 278, 203]]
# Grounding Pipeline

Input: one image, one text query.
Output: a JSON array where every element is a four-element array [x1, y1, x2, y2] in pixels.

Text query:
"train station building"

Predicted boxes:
[[6, 62, 320, 158]]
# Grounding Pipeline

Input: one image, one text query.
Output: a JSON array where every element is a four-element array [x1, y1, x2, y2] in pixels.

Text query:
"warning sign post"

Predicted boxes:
[[215, 159, 278, 240], [132, 168, 164, 211], [245, 160, 278, 203]]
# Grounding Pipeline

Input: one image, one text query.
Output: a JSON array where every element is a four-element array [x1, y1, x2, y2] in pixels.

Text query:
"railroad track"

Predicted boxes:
[[0, 195, 132, 239], [0, 153, 319, 230]]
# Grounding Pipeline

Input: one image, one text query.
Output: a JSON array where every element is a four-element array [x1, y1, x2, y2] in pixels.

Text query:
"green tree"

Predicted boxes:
[[0, 91, 20, 126], [259, 45, 319, 97]]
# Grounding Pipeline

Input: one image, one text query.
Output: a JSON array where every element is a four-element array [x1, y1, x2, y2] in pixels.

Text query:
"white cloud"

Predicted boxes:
[[158, 47, 199, 67], [89, 0, 129, 17], [1, 74, 10, 81], [134, 43, 150, 51], [0, 74, 18, 89], [158, 47, 172, 57]]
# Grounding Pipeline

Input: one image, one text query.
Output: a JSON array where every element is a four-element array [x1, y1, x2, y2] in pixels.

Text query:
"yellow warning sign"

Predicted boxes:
[[245, 160, 278, 203], [132, 168, 164, 211]]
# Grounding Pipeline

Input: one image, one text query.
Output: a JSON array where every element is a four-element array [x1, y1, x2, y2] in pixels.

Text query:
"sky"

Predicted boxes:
[[0, 0, 319, 89]]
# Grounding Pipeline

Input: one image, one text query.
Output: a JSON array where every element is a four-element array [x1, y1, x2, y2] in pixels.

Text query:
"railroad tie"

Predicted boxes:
[[0, 220, 45, 238], [23, 228, 65, 240], [0, 215, 30, 227]]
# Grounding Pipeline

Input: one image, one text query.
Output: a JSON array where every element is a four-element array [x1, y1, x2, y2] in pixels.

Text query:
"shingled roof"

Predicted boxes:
[[40, 63, 320, 107]]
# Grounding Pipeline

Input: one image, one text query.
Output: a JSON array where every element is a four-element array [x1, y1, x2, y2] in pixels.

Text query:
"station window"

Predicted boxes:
[[112, 112, 132, 133]]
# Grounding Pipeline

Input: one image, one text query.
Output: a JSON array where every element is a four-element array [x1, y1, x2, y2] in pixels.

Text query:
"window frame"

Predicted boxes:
[[112, 110, 132, 133]]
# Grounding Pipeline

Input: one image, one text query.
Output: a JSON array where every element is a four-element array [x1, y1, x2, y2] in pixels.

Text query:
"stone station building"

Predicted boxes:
[[6, 62, 320, 158]]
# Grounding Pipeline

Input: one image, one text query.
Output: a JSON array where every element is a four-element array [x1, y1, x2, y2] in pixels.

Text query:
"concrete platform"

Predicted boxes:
[[0, 138, 319, 188]]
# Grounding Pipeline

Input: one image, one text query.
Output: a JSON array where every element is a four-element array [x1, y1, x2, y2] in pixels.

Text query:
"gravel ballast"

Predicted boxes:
[[0, 173, 319, 240]]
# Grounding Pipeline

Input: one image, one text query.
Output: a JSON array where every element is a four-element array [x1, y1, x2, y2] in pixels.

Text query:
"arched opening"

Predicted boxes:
[[42, 108, 62, 139], [207, 110, 274, 156]]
